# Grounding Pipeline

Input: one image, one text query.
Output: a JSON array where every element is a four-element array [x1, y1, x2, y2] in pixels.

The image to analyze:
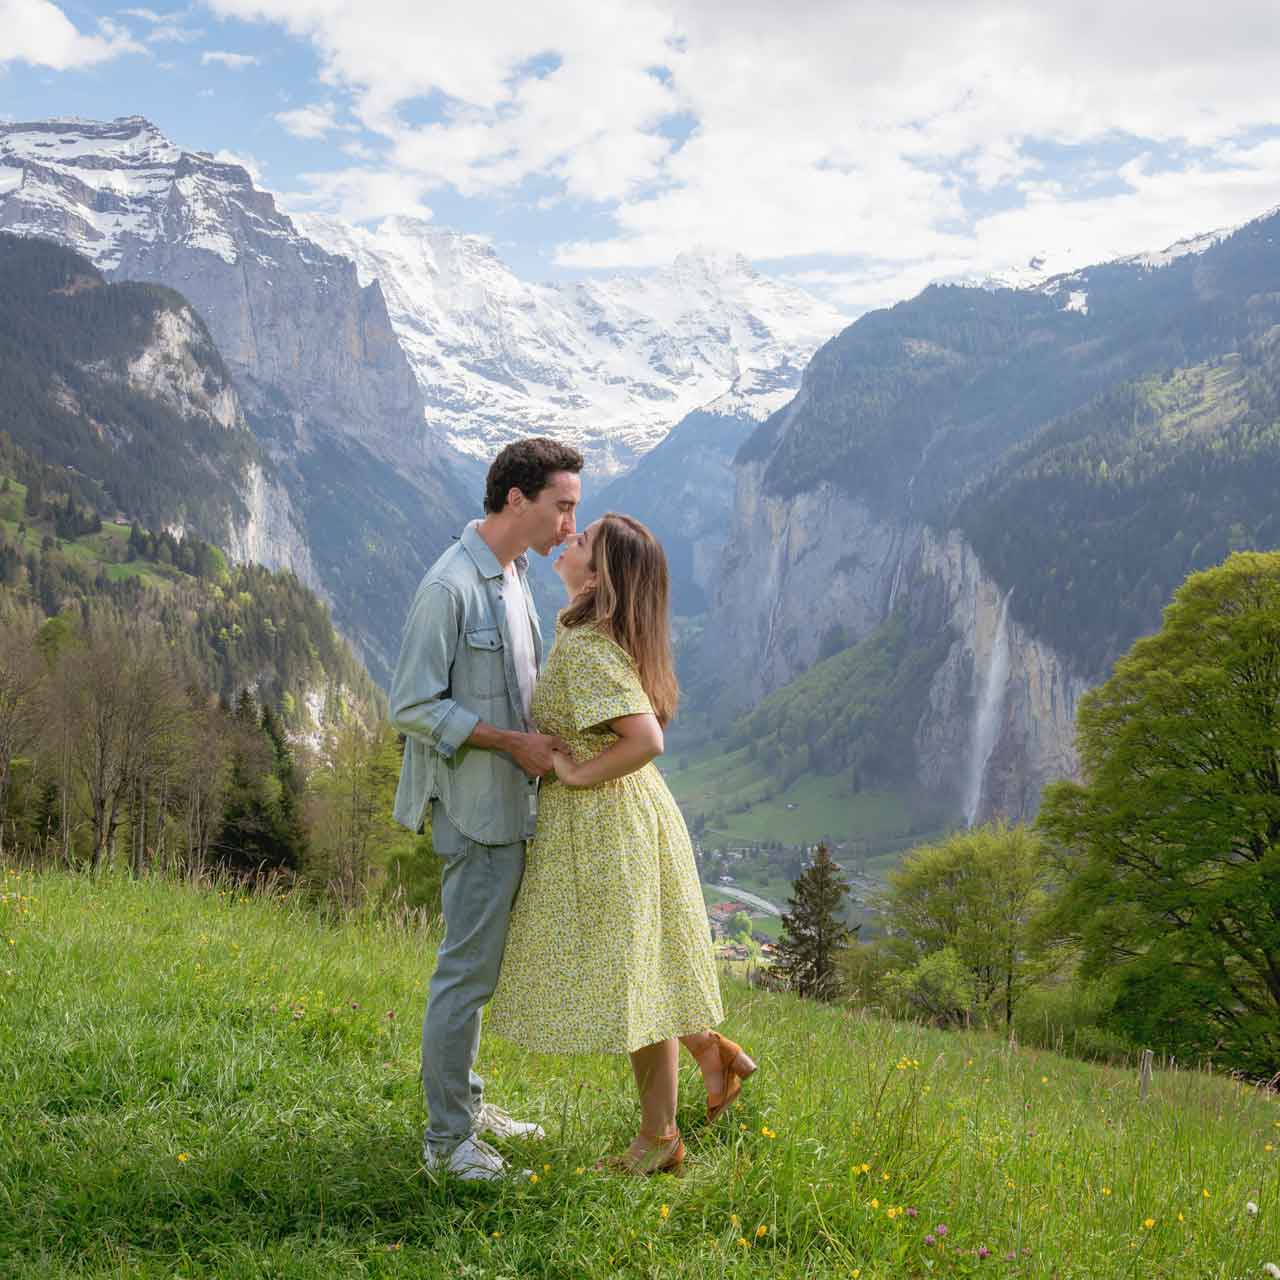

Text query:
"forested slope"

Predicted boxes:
[[0, 434, 379, 732], [0, 233, 262, 544], [953, 336, 1280, 671]]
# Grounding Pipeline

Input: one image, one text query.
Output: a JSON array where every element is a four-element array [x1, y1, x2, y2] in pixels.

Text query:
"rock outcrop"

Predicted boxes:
[[713, 459, 1086, 824]]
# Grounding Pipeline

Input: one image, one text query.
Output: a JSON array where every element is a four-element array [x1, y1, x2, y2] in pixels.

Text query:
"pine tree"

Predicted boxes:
[[775, 842, 855, 1001]]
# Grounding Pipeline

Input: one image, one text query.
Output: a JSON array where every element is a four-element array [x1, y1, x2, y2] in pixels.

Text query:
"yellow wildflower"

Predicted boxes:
[[1203, 1188, 1211, 1198], [869, 1198, 879, 1209], [730, 1214, 740, 1228], [737, 1237, 749, 1248], [756, 1224, 767, 1238], [660, 1205, 670, 1220], [1143, 1218, 1156, 1230], [176, 1152, 190, 1163], [1102, 1187, 1112, 1196], [528, 1173, 539, 1184], [543, 1163, 551, 1172]]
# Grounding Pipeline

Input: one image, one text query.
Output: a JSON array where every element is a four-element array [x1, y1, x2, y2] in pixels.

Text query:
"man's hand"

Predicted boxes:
[[547, 747, 583, 783], [507, 731, 570, 778]]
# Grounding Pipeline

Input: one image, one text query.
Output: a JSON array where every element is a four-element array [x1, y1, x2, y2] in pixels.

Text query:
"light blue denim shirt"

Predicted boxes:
[[389, 521, 544, 843]]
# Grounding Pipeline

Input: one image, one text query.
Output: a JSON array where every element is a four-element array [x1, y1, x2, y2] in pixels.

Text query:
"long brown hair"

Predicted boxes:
[[559, 512, 679, 724]]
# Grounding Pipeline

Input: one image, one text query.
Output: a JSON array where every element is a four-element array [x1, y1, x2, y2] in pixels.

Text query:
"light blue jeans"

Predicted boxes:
[[422, 801, 526, 1155]]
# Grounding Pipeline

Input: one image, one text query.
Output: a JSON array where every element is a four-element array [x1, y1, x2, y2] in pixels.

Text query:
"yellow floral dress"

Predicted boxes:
[[487, 623, 724, 1054]]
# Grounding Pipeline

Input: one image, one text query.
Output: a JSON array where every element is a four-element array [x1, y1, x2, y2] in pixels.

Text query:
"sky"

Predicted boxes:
[[4, 0, 1280, 314]]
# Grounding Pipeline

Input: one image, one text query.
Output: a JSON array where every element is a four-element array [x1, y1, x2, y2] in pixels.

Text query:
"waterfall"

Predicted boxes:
[[964, 590, 1012, 828]]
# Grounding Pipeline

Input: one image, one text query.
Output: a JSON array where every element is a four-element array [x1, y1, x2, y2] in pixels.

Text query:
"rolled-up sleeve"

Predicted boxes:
[[388, 581, 480, 759]]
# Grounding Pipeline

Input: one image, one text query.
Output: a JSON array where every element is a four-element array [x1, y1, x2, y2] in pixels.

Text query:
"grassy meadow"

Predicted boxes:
[[0, 476, 183, 593], [2, 864, 1278, 1279]]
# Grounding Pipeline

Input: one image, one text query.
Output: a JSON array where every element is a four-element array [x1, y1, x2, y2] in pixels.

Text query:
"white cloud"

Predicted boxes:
[[199, 0, 1280, 310], [275, 102, 346, 140], [0, 0, 144, 69], [120, 7, 203, 42], [277, 167, 433, 224], [200, 49, 259, 69]]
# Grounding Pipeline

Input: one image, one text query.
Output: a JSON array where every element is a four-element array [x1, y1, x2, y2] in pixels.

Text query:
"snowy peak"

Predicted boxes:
[[296, 213, 844, 475], [0, 115, 280, 269], [954, 207, 1280, 311], [3, 115, 843, 479]]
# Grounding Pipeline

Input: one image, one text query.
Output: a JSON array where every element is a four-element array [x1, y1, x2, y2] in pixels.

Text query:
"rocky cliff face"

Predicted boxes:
[[709, 210, 1280, 825], [0, 120, 420, 462], [223, 462, 318, 592], [0, 118, 467, 681], [714, 458, 1086, 823], [90, 287, 315, 589]]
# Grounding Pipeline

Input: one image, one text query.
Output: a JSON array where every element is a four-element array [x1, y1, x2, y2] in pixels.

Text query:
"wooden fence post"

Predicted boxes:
[[1139, 1048, 1154, 1100]]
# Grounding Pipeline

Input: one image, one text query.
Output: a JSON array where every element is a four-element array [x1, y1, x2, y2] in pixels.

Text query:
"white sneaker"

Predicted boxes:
[[424, 1133, 528, 1183], [475, 1103, 546, 1141]]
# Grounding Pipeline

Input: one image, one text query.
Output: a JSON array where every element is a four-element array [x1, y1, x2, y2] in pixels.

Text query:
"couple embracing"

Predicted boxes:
[[389, 437, 756, 1181]]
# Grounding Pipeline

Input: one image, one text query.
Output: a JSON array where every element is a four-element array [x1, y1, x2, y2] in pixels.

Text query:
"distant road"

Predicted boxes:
[[703, 883, 783, 917]]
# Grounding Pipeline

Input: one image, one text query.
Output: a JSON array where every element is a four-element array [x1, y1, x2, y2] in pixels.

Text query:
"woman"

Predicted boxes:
[[486, 513, 756, 1174]]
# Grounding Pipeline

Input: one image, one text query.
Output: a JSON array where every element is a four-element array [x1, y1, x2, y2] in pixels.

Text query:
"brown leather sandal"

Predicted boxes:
[[704, 1032, 758, 1122], [596, 1128, 685, 1175]]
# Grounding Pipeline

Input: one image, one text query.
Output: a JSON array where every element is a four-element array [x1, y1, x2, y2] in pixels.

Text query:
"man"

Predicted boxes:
[[389, 437, 583, 1180]]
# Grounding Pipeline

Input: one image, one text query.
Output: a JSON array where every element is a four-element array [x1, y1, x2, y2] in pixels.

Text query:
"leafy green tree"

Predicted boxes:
[[775, 842, 855, 1000], [305, 721, 417, 907], [1039, 551, 1280, 1076], [880, 822, 1054, 1028], [727, 910, 753, 941]]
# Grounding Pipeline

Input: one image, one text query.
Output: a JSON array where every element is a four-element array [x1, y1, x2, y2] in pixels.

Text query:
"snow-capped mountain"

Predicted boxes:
[[951, 210, 1278, 305], [0, 116, 467, 684], [0, 117, 430, 471], [293, 214, 845, 476]]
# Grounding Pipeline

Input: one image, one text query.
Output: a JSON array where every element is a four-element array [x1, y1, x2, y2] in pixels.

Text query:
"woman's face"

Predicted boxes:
[[554, 519, 599, 597]]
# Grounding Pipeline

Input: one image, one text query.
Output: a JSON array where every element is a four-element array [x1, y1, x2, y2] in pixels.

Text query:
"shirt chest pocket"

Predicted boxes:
[[463, 626, 507, 700]]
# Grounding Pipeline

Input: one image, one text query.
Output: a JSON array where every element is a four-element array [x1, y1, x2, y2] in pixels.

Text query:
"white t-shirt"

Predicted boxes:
[[503, 561, 537, 727]]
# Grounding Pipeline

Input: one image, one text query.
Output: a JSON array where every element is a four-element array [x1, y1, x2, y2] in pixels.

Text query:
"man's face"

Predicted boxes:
[[513, 470, 581, 556]]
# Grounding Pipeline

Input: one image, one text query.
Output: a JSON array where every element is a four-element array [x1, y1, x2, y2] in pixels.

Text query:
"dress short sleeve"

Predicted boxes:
[[562, 627, 654, 732]]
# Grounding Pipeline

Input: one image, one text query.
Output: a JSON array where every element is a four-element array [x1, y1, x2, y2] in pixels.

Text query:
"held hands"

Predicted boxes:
[[550, 748, 586, 787], [509, 732, 571, 778]]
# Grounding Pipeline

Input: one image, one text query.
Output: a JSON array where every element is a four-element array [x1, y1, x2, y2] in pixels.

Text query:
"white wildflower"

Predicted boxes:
[[1246, 1201, 1259, 1216], [1263, 1263, 1280, 1278]]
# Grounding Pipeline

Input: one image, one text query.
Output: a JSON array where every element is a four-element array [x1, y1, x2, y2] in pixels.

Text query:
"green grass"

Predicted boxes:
[[0, 475, 176, 590], [3, 865, 1279, 1278], [667, 745, 924, 849]]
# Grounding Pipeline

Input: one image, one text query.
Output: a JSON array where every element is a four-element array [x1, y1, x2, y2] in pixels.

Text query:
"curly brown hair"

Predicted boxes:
[[484, 438, 584, 513]]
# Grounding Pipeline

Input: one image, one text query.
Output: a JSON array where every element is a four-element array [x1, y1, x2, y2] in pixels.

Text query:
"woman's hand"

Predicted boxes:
[[551, 749, 586, 787]]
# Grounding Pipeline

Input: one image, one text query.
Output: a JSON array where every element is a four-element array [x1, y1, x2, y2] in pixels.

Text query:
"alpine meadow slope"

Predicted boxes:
[[2, 867, 1277, 1279]]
